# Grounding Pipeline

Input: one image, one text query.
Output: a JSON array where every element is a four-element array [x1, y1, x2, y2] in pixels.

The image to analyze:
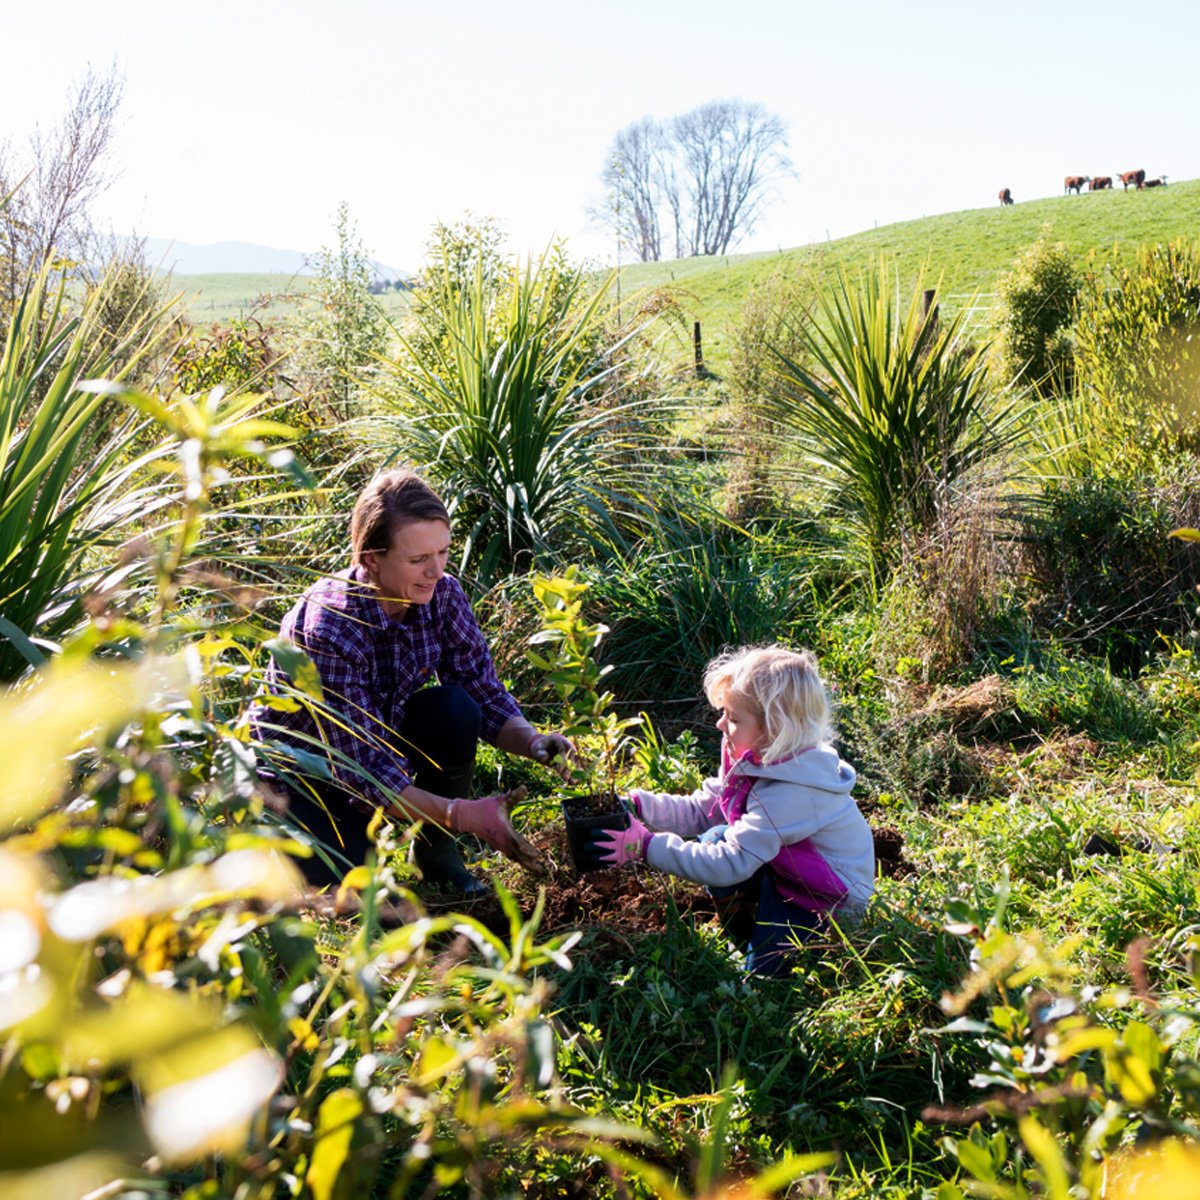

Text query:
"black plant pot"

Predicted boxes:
[[561, 798, 629, 873]]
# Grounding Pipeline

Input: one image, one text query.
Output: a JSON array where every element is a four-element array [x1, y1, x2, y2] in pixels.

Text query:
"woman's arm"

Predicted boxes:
[[387, 783, 521, 857]]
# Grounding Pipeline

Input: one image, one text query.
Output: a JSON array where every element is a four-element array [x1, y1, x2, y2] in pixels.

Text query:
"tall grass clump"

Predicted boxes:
[[0, 260, 176, 680], [590, 517, 822, 713], [765, 259, 1019, 575], [373, 247, 664, 589]]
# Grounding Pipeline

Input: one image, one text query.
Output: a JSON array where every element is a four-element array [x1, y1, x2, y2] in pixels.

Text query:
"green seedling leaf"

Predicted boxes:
[[955, 1137, 998, 1182], [1018, 1114, 1072, 1200]]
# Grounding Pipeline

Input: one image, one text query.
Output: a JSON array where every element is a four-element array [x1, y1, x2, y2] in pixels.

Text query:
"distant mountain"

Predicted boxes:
[[145, 238, 405, 282]]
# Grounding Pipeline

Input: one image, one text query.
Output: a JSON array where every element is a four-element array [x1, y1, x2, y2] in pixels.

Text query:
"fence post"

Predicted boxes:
[[922, 288, 939, 329], [693, 321, 704, 378]]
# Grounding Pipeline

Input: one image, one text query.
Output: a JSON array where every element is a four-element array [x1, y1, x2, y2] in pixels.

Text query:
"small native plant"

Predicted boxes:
[[527, 567, 641, 817]]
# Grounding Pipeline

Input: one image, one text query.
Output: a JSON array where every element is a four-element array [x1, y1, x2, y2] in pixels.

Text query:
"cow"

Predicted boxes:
[[1142, 175, 1168, 188], [999, 187, 1013, 206], [1120, 169, 1146, 190], [1064, 175, 1090, 194], [1089, 176, 1113, 191]]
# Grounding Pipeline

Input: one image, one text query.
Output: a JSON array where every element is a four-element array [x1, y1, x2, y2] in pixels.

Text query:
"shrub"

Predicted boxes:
[[1017, 468, 1200, 664], [1071, 240, 1200, 470], [172, 317, 279, 396], [291, 202, 388, 421], [724, 265, 822, 523], [993, 234, 1080, 396]]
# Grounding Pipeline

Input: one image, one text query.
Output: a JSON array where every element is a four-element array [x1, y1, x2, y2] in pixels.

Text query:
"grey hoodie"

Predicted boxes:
[[631, 744, 875, 917]]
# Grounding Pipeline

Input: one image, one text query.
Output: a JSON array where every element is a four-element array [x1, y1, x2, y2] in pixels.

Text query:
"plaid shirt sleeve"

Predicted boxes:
[[286, 593, 417, 802], [436, 576, 522, 741]]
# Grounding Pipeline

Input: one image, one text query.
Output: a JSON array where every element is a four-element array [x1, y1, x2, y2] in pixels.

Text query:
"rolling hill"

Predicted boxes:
[[615, 177, 1200, 379], [166, 179, 1199, 378]]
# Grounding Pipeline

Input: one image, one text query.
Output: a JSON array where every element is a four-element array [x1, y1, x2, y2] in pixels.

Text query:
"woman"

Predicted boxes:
[[251, 469, 571, 895]]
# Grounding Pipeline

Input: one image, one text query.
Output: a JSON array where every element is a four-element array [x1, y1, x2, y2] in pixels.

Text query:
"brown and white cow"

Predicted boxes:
[[1064, 175, 1090, 194], [1142, 175, 1168, 188], [1120, 169, 1146, 190], [999, 187, 1013, 206], [1089, 176, 1113, 191]]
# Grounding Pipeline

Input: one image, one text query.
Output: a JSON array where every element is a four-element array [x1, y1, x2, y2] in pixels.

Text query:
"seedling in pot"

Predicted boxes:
[[527, 568, 642, 869]]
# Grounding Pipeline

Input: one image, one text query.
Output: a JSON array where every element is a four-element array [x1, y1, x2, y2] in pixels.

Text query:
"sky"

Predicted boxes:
[[3, 0, 1196, 273]]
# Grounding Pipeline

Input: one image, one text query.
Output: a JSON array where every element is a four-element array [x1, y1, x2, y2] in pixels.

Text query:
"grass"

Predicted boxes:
[[618, 177, 1200, 379], [163, 178, 1199, 377], [162, 270, 411, 325]]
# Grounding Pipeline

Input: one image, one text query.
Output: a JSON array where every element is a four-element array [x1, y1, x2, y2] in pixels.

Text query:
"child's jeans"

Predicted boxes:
[[699, 824, 822, 977]]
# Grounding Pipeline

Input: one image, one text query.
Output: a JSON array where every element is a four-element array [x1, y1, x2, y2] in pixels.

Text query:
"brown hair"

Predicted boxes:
[[350, 470, 450, 565]]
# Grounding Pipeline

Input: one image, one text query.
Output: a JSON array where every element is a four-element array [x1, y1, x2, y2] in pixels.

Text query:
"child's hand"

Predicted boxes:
[[590, 814, 652, 866]]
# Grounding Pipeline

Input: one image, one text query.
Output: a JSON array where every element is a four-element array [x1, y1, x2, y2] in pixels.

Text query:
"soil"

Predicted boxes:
[[871, 825, 912, 878], [561, 793, 623, 820], [437, 820, 913, 937]]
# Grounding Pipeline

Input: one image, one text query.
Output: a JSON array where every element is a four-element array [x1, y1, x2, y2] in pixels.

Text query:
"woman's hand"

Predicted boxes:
[[528, 731, 576, 781], [446, 795, 517, 854], [445, 788, 549, 876]]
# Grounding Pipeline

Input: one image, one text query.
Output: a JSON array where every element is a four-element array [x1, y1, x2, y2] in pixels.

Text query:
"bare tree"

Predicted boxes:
[[595, 99, 790, 262], [1, 64, 124, 294], [671, 100, 790, 256], [597, 117, 665, 263]]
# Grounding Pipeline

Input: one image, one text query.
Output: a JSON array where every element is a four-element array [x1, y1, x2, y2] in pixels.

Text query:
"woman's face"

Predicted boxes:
[[361, 520, 451, 614], [716, 690, 767, 760]]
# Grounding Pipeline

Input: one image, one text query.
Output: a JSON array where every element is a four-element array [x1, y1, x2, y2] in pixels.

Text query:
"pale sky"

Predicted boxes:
[[3, 0, 1195, 271]]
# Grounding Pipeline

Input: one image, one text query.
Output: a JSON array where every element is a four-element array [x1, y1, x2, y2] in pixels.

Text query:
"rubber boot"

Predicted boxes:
[[412, 823, 488, 898], [411, 754, 487, 898]]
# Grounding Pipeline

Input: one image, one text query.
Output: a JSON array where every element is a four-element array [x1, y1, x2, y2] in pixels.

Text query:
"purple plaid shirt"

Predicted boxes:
[[251, 566, 521, 805]]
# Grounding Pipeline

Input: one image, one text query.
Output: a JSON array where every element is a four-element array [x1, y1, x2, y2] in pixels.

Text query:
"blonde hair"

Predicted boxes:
[[703, 645, 833, 763]]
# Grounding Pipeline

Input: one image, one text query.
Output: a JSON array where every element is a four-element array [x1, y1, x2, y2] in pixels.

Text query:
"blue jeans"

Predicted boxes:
[[700, 825, 822, 977]]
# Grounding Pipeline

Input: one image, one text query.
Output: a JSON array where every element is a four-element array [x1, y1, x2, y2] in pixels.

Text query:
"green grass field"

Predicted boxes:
[[163, 270, 411, 327], [169, 178, 1197, 378], [616, 177, 1200, 378]]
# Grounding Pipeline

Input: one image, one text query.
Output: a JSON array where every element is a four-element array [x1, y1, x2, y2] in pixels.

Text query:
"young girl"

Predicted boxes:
[[593, 645, 875, 976]]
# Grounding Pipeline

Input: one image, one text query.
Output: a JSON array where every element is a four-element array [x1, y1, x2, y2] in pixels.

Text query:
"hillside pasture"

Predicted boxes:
[[619, 177, 1200, 378], [164, 269, 412, 324]]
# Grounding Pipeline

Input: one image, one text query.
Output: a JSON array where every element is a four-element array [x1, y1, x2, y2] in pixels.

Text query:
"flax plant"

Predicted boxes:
[[0, 258, 175, 679], [374, 251, 660, 589], [766, 260, 1020, 575]]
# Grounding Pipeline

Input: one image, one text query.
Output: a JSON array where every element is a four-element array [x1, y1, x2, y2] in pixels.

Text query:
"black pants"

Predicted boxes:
[[284, 685, 481, 887]]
